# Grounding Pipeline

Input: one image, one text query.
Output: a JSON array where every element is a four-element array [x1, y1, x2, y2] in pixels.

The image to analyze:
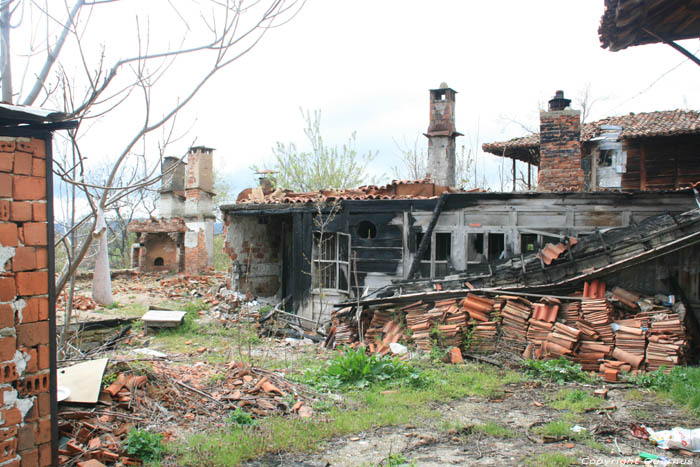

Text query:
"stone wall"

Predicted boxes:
[[0, 135, 53, 466]]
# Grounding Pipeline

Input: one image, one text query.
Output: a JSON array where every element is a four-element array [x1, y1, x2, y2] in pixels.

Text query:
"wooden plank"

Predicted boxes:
[[640, 144, 647, 190]]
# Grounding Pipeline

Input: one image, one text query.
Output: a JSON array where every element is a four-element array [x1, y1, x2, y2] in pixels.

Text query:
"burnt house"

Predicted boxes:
[[482, 91, 700, 192], [221, 86, 698, 325], [128, 146, 216, 273]]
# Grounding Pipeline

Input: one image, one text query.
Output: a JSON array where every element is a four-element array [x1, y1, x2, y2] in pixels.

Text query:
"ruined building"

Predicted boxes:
[[222, 86, 698, 326], [128, 146, 216, 273]]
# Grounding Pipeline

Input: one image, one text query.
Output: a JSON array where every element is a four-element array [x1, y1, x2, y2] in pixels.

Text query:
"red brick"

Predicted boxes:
[[0, 152, 12, 173], [32, 298, 48, 321], [28, 139, 45, 159], [15, 271, 47, 296], [0, 427, 17, 442], [0, 173, 11, 197], [11, 247, 36, 272], [36, 419, 50, 444], [19, 298, 38, 324], [17, 322, 48, 347], [21, 223, 46, 246], [0, 224, 18, 247], [0, 200, 8, 221], [2, 407, 21, 427], [0, 437, 18, 463], [15, 140, 31, 153], [0, 336, 16, 361], [9, 203, 31, 222], [34, 249, 47, 270], [31, 158, 45, 177], [0, 362, 18, 384], [31, 203, 46, 222], [0, 304, 14, 328], [23, 349, 37, 373], [12, 152, 32, 176], [17, 425, 34, 451], [12, 176, 46, 201], [37, 345, 49, 371], [36, 393, 50, 418], [0, 277, 17, 301], [38, 442, 51, 467], [18, 447, 37, 467]]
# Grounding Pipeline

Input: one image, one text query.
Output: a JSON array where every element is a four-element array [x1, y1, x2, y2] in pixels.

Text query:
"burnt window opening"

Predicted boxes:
[[415, 231, 451, 278], [468, 232, 505, 263], [521, 234, 538, 253], [599, 149, 613, 167], [313, 232, 350, 292], [467, 233, 484, 262], [357, 221, 377, 239], [154, 257, 164, 266], [488, 233, 505, 260]]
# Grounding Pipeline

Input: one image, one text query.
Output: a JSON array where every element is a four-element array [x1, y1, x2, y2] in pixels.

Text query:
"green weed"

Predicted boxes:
[[125, 428, 164, 462], [523, 358, 592, 383], [228, 408, 256, 427], [472, 421, 515, 438], [526, 451, 577, 467], [533, 420, 573, 439], [629, 365, 700, 418], [550, 389, 604, 413]]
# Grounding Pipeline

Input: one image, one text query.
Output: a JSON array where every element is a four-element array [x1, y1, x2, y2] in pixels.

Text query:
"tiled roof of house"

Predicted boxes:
[[482, 110, 700, 162], [127, 217, 188, 233], [599, 0, 700, 51], [233, 179, 485, 206]]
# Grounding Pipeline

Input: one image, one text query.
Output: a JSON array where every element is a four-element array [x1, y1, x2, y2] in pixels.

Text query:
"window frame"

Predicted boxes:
[[312, 232, 351, 293], [415, 230, 452, 278]]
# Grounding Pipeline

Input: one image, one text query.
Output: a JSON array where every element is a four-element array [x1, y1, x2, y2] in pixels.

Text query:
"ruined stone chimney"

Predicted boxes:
[[158, 156, 186, 217], [183, 146, 216, 272], [538, 90, 584, 192], [425, 83, 461, 187]]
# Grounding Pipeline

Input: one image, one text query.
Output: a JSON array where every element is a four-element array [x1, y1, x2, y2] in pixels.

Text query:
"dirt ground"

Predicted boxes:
[[247, 380, 699, 466]]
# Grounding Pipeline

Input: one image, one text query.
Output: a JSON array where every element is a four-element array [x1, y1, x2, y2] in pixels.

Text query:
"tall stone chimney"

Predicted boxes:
[[184, 146, 216, 272], [425, 83, 462, 187], [538, 90, 584, 192], [158, 156, 186, 217]]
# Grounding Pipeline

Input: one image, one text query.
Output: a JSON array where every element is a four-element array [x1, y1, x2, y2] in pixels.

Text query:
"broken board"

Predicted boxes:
[[57, 358, 109, 404], [141, 309, 187, 333]]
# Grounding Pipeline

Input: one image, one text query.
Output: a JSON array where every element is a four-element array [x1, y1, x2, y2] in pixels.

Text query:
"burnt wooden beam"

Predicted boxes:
[[642, 27, 700, 67], [407, 193, 450, 279]]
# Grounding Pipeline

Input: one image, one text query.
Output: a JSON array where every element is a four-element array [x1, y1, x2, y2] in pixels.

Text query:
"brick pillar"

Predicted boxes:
[[183, 146, 215, 273], [424, 83, 462, 187], [538, 90, 585, 192], [0, 135, 54, 466]]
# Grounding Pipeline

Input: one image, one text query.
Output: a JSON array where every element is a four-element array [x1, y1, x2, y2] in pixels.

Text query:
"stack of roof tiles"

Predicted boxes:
[[501, 297, 532, 342], [646, 310, 687, 371]]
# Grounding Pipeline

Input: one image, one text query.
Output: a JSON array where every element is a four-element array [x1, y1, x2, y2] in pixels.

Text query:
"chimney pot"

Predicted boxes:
[[548, 90, 571, 112]]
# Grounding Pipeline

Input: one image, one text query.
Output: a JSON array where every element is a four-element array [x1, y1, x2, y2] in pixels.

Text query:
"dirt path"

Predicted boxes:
[[250, 382, 699, 466]]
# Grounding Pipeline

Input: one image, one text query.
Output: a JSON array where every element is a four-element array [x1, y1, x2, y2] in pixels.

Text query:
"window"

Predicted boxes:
[[468, 232, 505, 263], [521, 234, 537, 253], [313, 232, 350, 292], [154, 257, 164, 266], [415, 231, 451, 278]]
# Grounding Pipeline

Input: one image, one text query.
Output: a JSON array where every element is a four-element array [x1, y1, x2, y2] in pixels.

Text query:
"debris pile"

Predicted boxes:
[[56, 294, 98, 313], [58, 360, 317, 465], [327, 280, 690, 377]]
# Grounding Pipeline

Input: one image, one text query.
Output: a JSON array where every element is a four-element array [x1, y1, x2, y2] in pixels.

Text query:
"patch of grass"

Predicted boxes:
[[472, 421, 515, 438], [523, 358, 592, 384], [582, 437, 609, 453], [629, 366, 700, 418], [525, 451, 577, 467], [550, 389, 604, 413], [170, 363, 523, 465], [228, 408, 256, 427], [125, 428, 164, 462], [623, 388, 646, 401], [533, 420, 573, 439]]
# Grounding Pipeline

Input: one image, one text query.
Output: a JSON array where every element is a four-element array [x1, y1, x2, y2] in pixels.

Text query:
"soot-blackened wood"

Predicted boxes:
[[291, 213, 303, 313], [407, 193, 449, 279]]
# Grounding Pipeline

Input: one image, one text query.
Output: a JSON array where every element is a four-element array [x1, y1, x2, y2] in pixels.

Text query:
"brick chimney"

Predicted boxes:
[[158, 156, 186, 217], [183, 146, 215, 273], [424, 83, 462, 187], [538, 90, 584, 192]]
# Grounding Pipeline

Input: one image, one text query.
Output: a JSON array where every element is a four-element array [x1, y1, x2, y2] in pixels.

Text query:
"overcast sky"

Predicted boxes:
[[182, 1, 699, 197], [36, 0, 700, 216]]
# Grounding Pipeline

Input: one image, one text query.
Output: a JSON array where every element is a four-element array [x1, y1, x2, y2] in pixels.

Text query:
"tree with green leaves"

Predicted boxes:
[[256, 109, 378, 191]]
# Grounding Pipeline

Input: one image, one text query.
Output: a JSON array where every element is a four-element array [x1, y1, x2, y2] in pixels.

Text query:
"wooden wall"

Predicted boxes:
[[622, 135, 700, 190]]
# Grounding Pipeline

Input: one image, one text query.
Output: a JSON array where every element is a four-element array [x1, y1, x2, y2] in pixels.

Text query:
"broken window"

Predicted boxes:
[[415, 231, 451, 278], [467, 233, 484, 263], [599, 149, 614, 167], [468, 232, 506, 262], [521, 234, 538, 253], [313, 232, 350, 292]]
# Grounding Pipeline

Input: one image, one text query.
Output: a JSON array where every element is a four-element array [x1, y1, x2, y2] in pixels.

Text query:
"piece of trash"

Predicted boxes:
[[132, 348, 167, 358], [57, 386, 71, 402], [648, 427, 700, 452], [629, 423, 650, 440], [389, 342, 408, 355], [349, 436, 360, 442], [571, 425, 586, 433], [639, 452, 670, 463]]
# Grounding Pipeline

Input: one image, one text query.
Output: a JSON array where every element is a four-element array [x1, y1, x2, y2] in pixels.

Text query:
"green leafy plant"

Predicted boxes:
[[303, 345, 428, 391], [124, 428, 164, 462], [228, 408, 256, 427], [629, 365, 700, 417], [523, 358, 591, 383], [550, 389, 604, 413]]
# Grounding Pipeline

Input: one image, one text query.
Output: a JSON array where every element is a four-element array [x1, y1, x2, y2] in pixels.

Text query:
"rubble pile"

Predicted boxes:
[[56, 294, 98, 313], [327, 280, 690, 378], [58, 360, 316, 465]]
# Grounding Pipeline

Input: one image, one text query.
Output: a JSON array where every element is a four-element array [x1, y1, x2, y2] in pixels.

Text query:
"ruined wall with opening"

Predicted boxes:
[[141, 233, 180, 273], [0, 135, 53, 466]]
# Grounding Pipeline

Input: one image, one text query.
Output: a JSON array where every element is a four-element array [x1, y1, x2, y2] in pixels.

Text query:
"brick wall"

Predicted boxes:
[[538, 109, 585, 192], [0, 136, 53, 466]]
